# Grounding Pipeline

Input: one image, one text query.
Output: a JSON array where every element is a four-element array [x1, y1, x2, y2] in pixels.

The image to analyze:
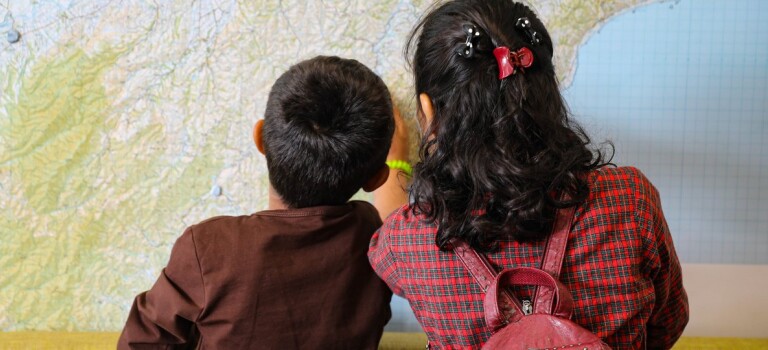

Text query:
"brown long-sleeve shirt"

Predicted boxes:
[[118, 201, 392, 350]]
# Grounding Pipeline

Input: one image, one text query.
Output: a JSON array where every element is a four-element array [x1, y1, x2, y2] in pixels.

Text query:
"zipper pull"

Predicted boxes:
[[521, 299, 533, 315]]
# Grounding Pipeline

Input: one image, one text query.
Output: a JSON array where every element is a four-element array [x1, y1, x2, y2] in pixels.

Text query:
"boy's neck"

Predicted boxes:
[[267, 185, 290, 210]]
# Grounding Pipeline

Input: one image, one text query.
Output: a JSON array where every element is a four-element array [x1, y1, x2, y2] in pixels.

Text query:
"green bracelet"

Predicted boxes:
[[386, 160, 413, 177]]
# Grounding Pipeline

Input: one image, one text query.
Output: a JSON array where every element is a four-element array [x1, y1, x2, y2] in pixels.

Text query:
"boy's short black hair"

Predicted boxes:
[[263, 56, 394, 208]]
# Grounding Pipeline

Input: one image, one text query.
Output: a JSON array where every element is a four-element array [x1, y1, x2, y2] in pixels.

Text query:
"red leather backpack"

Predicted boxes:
[[452, 205, 611, 349]]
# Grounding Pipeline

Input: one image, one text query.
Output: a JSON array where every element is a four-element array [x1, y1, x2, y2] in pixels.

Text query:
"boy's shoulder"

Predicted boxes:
[[187, 200, 381, 240], [348, 200, 382, 225], [196, 215, 236, 226], [183, 215, 248, 243]]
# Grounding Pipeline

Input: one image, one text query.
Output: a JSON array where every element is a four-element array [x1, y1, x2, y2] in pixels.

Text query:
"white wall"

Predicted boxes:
[[681, 264, 768, 338]]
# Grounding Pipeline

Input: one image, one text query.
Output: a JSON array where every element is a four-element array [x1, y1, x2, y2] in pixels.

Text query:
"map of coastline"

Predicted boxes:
[[0, 0, 661, 331]]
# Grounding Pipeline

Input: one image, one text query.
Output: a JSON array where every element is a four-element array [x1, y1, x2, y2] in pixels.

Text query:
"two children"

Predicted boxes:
[[118, 56, 409, 349], [120, 1, 689, 348]]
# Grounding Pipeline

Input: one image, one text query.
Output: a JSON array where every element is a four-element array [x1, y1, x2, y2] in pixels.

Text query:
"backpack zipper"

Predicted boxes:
[[521, 299, 533, 315]]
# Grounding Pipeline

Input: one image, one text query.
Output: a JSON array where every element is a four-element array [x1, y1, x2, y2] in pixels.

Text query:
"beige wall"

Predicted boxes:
[[682, 264, 768, 338]]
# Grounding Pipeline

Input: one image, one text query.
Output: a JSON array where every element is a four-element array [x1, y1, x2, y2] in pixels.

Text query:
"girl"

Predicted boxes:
[[368, 0, 688, 348]]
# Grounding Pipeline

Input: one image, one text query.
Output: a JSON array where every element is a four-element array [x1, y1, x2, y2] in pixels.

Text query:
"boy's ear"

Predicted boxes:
[[253, 120, 265, 155], [418, 93, 435, 133], [362, 165, 390, 192]]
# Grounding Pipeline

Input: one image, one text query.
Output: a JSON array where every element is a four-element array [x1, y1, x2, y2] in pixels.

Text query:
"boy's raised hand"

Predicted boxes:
[[373, 103, 411, 221], [387, 104, 410, 162]]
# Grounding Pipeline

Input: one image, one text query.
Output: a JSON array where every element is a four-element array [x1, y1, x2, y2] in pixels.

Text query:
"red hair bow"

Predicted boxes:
[[493, 46, 534, 80]]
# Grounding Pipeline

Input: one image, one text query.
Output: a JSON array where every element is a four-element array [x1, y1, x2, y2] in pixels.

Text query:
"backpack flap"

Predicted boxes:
[[482, 269, 609, 349], [451, 238, 526, 329], [484, 267, 574, 328]]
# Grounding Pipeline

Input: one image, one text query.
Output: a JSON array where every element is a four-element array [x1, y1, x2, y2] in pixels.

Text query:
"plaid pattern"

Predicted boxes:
[[369, 167, 688, 349]]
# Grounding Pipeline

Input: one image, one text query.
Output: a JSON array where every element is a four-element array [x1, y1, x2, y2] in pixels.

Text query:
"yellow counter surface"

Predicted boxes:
[[0, 332, 766, 349]]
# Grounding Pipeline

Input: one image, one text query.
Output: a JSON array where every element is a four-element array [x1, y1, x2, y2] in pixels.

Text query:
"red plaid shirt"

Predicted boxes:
[[369, 167, 688, 349]]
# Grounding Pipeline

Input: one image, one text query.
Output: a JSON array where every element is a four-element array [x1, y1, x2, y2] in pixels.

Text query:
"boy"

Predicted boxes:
[[118, 56, 409, 349]]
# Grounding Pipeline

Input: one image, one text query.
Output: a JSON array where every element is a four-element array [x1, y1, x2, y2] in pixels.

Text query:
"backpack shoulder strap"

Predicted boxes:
[[533, 203, 576, 314], [451, 239, 525, 326]]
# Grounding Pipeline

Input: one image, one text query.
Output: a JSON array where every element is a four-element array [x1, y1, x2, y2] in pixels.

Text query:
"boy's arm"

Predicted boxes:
[[373, 169, 409, 221], [373, 104, 410, 221], [118, 228, 205, 350]]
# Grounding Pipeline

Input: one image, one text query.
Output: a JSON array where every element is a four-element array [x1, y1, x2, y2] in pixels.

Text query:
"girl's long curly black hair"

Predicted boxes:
[[407, 0, 613, 252]]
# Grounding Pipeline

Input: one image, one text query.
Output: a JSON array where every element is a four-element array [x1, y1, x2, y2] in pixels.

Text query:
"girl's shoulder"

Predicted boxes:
[[587, 166, 659, 199], [378, 203, 438, 242], [383, 202, 430, 224], [582, 166, 663, 224], [589, 165, 647, 183]]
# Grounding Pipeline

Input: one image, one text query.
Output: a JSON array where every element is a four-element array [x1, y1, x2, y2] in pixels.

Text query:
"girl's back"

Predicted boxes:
[[369, 166, 687, 348], [367, 0, 688, 347]]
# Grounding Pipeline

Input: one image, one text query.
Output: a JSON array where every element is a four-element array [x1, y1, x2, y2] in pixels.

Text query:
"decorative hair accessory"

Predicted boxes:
[[493, 46, 534, 80], [515, 17, 541, 45], [457, 24, 481, 58]]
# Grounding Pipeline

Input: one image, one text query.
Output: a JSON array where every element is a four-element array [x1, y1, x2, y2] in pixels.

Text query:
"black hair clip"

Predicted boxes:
[[457, 24, 481, 58], [515, 17, 541, 45]]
